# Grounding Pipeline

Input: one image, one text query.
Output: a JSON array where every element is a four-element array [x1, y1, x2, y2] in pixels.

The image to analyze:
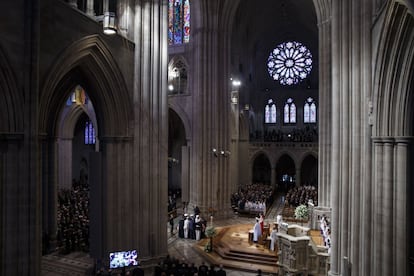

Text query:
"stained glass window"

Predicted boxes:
[[265, 99, 276, 123], [85, 121, 96, 145], [304, 97, 317, 123], [265, 105, 270, 123], [284, 98, 296, 124], [67, 85, 88, 105], [168, 0, 190, 45], [267, 41, 313, 85]]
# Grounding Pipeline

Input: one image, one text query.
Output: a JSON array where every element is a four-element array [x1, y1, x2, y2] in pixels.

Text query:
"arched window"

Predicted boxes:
[[304, 97, 317, 123], [85, 121, 96, 145], [265, 99, 276, 123], [168, 0, 190, 45], [168, 58, 188, 94], [66, 85, 88, 106], [284, 98, 296, 124]]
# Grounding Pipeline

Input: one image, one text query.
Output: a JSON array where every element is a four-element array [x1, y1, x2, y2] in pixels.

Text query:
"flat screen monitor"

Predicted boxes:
[[109, 250, 138, 269]]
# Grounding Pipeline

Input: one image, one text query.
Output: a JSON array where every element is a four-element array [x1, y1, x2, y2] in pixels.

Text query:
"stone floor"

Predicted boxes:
[[41, 195, 286, 275]]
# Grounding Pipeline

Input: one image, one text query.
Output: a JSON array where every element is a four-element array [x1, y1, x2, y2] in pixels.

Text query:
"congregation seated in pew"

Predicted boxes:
[[230, 183, 275, 216]]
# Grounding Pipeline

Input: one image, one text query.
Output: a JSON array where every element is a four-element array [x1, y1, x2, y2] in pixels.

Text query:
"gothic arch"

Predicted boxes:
[[39, 35, 132, 138], [0, 45, 23, 133], [250, 150, 273, 166], [372, 2, 414, 274], [298, 150, 318, 166], [373, 1, 414, 137], [59, 104, 98, 139], [251, 152, 272, 184], [168, 103, 192, 142]]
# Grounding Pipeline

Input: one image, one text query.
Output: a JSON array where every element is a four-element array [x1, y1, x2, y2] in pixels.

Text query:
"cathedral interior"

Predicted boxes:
[[1, 0, 414, 275]]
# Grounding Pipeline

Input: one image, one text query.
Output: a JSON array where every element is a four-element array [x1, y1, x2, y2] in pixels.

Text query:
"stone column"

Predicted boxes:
[[271, 166, 276, 188], [86, 0, 94, 16], [394, 138, 411, 276], [190, 0, 239, 218], [372, 138, 384, 276], [330, 1, 372, 275], [382, 139, 394, 276], [181, 146, 190, 203], [313, 0, 332, 207], [295, 167, 301, 187], [132, 0, 168, 259], [372, 137, 396, 276], [58, 138, 73, 189]]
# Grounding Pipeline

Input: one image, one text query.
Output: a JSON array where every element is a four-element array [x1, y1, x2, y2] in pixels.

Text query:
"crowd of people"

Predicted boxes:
[[284, 185, 317, 207], [230, 183, 275, 215], [175, 210, 207, 241], [251, 126, 318, 143], [57, 179, 90, 254], [154, 255, 227, 276]]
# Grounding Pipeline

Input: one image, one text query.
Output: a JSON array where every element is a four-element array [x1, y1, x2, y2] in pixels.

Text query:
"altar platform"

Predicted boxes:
[[194, 224, 279, 274]]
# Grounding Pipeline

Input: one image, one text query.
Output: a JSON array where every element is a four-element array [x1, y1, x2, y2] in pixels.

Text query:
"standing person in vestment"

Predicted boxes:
[[270, 225, 278, 251], [253, 218, 261, 243], [178, 215, 185, 238], [195, 215, 202, 241], [183, 215, 190, 239], [259, 213, 265, 235]]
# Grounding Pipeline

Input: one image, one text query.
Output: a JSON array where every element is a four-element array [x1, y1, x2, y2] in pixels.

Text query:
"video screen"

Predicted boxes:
[[109, 250, 138, 269]]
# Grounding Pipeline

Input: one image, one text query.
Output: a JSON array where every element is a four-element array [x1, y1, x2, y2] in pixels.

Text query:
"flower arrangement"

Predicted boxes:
[[205, 226, 217, 238], [204, 226, 217, 252], [294, 204, 309, 220]]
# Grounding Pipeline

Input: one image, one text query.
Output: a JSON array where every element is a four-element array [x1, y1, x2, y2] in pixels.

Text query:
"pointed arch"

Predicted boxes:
[[39, 35, 132, 138], [168, 102, 192, 142], [373, 1, 414, 137], [0, 45, 23, 134]]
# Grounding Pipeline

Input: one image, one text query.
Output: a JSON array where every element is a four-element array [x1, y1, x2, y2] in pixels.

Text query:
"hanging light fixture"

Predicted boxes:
[[103, 12, 117, 35]]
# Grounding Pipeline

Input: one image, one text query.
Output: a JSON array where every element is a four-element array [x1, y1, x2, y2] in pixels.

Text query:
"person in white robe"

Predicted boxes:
[[270, 226, 278, 251], [253, 218, 261, 243], [195, 215, 202, 241], [183, 215, 190, 239]]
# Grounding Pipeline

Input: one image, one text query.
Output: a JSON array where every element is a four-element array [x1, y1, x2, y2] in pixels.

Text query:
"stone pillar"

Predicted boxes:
[[58, 138, 73, 189], [295, 167, 301, 187], [382, 139, 394, 276], [313, 0, 332, 207], [190, 0, 239, 218], [330, 1, 372, 275], [372, 138, 384, 276], [271, 166, 276, 189], [181, 145, 190, 203], [132, 0, 168, 259], [86, 0, 94, 16], [394, 138, 411, 276]]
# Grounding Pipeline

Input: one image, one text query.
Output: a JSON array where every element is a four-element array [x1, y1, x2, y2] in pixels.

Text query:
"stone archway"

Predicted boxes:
[[252, 153, 271, 185], [300, 154, 318, 187], [168, 108, 188, 203], [38, 35, 133, 261], [0, 44, 25, 275], [372, 2, 414, 275], [276, 154, 296, 193]]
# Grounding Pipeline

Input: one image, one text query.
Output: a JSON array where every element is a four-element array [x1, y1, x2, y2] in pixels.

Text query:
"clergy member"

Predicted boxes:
[[253, 218, 261, 243]]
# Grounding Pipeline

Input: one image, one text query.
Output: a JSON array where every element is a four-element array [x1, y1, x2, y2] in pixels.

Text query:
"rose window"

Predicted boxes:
[[267, 41, 313, 85]]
